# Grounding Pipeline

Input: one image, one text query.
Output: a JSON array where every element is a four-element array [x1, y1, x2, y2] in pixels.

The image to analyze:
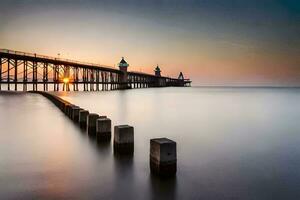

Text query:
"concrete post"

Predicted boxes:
[[114, 125, 134, 154], [88, 113, 100, 135], [79, 110, 89, 129], [96, 117, 111, 140], [150, 138, 177, 176]]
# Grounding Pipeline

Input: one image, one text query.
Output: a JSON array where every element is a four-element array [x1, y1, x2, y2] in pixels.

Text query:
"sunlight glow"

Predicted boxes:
[[63, 78, 69, 84]]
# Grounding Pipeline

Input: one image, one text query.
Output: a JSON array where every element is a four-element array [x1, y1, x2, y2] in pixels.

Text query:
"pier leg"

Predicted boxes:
[[7, 59, 10, 91], [14, 59, 17, 91], [23, 61, 27, 91], [114, 125, 134, 155], [33, 61, 37, 91], [150, 138, 177, 177], [0, 57, 2, 91]]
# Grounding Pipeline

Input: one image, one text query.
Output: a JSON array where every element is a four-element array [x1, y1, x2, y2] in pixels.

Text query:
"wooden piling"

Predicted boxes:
[[87, 113, 100, 135], [96, 117, 111, 141], [72, 107, 82, 122], [79, 110, 89, 129], [114, 125, 134, 154], [150, 138, 177, 177]]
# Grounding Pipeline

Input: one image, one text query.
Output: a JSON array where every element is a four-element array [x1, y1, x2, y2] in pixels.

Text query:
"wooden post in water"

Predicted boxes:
[[150, 138, 177, 177], [79, 110, 89, 129], [87, 113, 100, 135], [114, 125, 134, 154], [96, 117, 111, 141], [72, 107, 82, 122], [69, 105, 79, 118]]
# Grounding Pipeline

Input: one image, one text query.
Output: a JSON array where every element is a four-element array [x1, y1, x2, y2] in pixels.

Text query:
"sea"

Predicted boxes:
[[1, 87, 300, 199]]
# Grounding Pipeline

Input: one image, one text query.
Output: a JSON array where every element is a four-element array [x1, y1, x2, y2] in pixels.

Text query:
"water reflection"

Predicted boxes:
[[149, 174, 177, 200], [96, 139, 112, 158], [113, 153, 135, 199]]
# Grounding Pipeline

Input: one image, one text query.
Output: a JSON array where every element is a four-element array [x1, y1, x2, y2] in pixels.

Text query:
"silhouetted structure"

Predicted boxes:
[[0, 49, 191, 91], [154, 66, 161, 77], [118, 57, 131, 89], [178, 72, 184, 80]]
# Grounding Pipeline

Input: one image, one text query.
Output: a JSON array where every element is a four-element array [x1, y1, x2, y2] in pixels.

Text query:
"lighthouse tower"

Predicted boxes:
[[178, 72, 184, 80], [119, 57, 129, 73], [118, 57, 130, 89], [154, 65, 161, 77]]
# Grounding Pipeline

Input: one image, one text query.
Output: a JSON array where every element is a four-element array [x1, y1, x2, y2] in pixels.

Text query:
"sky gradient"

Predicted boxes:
[[0, 0, 299, 86]]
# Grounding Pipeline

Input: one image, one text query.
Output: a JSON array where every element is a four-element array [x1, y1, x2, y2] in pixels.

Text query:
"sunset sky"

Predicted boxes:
[[0, 0, 299, 86]]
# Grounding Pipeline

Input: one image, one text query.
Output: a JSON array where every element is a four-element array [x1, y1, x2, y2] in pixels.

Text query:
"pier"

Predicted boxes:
[[0, 49, 191, 91]]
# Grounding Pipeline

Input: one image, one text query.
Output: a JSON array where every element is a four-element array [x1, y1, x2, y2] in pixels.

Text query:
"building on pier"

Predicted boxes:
[[118, 57, 131, 89], [119, 57, 129, 73], [154, 66, 161, 77], [178, 72, 184, 80]]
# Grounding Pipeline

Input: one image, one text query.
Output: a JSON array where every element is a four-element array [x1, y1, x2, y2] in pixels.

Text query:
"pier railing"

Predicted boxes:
[[0, 49, 116, 70]]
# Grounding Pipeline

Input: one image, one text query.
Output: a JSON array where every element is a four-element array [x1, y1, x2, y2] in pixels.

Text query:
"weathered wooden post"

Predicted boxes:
[[72, 107, 82, 122], [114, 125, 134, 154], [69, 105, 79, 119], [65, 104, 72, 116], [87, 113, 100, 135], [79, 110, 89, 129], [61, 102, 70, 113], [96, 117, 111, 141], [150, 138, 177, 176]]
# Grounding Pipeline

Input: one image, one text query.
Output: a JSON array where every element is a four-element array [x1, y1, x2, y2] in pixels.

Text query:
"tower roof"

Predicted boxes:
[[119, 57, 129, 67], [178, 72, 184, 80], [155, 65, 161, 72], [120, 57, 127, 64]]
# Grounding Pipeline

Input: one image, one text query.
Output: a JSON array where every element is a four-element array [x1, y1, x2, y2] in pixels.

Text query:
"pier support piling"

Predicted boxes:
[[150, 138, 177, 177], [72, 107, 82, 122], [79, 110, 89, 129], [114, 125, 134, 154], [69, 105, 79, 118], [87, 113, 100, 135], [96, 117, 111, 141], [65, 104, 72, 116]]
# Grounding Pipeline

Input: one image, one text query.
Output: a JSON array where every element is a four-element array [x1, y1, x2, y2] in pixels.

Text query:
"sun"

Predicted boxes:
[[63, 78, 69, 84]]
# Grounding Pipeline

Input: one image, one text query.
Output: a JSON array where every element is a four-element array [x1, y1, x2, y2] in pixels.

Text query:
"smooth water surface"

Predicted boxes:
[[1, 87, 300, 199]]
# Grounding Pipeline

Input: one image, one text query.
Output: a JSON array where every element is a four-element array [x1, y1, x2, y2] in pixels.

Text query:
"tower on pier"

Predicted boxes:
[[119, 57, 129, 73], [178, 72, 184, 80], [154, 65, 161, 77], [118, 57, 130, 89]]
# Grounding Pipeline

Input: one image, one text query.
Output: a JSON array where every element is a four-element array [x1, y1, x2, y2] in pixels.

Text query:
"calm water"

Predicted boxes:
[[1, 87, 300, 199]]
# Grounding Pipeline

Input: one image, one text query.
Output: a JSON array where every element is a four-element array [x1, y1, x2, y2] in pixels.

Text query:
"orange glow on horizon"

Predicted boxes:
[[63, 78, 70, 84]]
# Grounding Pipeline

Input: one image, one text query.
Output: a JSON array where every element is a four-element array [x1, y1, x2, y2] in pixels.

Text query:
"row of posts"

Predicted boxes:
[[30, 91, 177, 177]]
